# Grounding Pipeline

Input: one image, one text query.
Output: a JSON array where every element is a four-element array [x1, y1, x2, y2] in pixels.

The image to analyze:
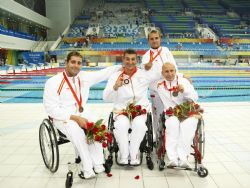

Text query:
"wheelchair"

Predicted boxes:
[[104, 112, 154, 171], [39, 118, 104, 188], [155, 112, 208, 178]]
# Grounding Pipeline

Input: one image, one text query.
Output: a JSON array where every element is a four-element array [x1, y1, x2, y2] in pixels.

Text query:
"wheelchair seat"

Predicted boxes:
[[155, 112, 208, 177], [104, 112, 154, 170]]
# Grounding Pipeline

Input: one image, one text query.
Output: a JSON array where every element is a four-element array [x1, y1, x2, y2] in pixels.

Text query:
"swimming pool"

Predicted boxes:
[[0, 66, 250, 103]]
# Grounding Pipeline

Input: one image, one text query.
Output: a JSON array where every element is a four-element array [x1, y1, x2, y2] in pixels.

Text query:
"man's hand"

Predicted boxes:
[[176, 84, 184, 93], [144, 62, 153, 70], [70, 115, 88, 129], [113, 76, 123, 91]]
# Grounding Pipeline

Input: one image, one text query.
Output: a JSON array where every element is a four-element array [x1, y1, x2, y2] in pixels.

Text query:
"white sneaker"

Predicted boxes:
[[167, 160, 178, 167], [179, 160, 191, 168], [130, 159, 140, 165], [94, 165, 105, 174], [118, 158, 128, 165], [84, 170, 96, 179]]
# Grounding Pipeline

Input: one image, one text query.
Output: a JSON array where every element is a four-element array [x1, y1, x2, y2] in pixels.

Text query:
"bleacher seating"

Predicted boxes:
[[56, 0, 250, 52], [150, 15, 196, 37], [200, 15, 250, 38], [184, 0, 226, 15]]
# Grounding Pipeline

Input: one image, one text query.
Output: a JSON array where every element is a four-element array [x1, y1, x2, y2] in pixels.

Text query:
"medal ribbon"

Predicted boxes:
[[163, 76, 178, 92], [149, 47, 162, 63], [118, 67, 138, 81], [63, 72, 82, 109]]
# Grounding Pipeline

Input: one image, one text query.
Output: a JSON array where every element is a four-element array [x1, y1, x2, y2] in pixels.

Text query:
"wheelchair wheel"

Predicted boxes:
[[39, 119, 59, 173], [65, 171, 73, 188], [197, 167, 208, 178]]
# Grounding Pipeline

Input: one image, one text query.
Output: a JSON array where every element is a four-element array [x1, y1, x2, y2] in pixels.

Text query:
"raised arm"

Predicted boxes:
[[84, 65, 121, 87], [103, 74, 121, 102]]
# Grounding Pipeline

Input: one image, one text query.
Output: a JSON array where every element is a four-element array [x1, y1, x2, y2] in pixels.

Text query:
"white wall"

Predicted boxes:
[[70, 0, 86, 22], [0, 0, 52, 28], [46, 0, 86, 40], [0, 34, 36, 50], [46, 0, 71, 40]]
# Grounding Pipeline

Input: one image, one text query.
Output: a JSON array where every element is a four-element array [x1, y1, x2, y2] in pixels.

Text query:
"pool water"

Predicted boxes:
[[0, 66, 250, 103]]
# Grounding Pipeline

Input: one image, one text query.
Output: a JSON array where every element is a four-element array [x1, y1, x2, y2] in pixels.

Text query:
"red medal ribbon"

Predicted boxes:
[[149, 48, 162, 63], [163, 76, 178, 92], [119, 67, 138, 81], [63, 72, 82, 110]]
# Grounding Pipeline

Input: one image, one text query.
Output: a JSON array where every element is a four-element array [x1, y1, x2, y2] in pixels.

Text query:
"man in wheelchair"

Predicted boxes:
[[152, 63, 200, 169], [103, 49, 156, 166], [43, 51, 121, 179]]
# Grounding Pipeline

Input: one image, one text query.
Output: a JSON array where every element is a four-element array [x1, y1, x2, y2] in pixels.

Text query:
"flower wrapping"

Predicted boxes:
[[121, 102, 147, 122], [165, 101, 204, 122], [86, 119, 112, 148]]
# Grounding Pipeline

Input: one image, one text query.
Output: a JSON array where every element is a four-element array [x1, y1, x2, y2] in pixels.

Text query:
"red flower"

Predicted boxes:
[[101, 124, 106, 131], [102, 142, 107, 148], [194, 104, 200, 109], [86, 122, 94, 129], [165, 109, 173, 116], [121, 112, 128, 116], [188, 111, 194, 116], [95, 135, 101, 142], [131, 111, 137, 118], [142, 109, 147, 114], [107, 134, 112, 143], [136, 105, 142, 111], [107, 173, 112, 177], [134, 175, 140, 179], [93, 127, 99, 134]]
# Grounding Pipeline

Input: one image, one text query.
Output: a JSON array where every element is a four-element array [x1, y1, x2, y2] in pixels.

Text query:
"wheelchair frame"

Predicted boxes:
[[155, 113, 208, 177], [39, 118, 85, 188], [104, 112, 154, 171]]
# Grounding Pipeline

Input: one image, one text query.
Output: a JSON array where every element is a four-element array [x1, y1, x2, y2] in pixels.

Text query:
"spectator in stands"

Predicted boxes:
[[43, 51, 121, 179]]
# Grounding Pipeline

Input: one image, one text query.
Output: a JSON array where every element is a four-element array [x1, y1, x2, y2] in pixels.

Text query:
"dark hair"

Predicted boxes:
[[66, 51, 83, 62], [148, 29, 162, 40], [123, 49, 137, 57]]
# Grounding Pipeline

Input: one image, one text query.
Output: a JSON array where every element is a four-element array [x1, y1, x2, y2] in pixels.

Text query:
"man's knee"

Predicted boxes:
[[132, 115, 147, 130]]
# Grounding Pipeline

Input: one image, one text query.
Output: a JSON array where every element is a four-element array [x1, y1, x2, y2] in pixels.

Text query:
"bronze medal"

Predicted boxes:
[[124, 79, 129, 84], [172, 91, 178, 97], [79, 106, 84, 112]]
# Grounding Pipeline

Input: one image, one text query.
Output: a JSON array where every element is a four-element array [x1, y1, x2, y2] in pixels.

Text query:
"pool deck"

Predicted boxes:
[[1, 102, 250, 188]]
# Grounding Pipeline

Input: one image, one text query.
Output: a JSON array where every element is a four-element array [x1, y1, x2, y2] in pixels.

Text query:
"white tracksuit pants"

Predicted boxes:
[[113, 114, 147, 161], [53, 110, 104, 173], [165, 116, 198, 161]]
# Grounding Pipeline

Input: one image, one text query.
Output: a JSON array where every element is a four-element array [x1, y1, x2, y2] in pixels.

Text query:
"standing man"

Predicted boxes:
[[43, 51, 120, 179], [141, 29, 180, 137], [141, 29, 178, 77], [152, 63, 198, 168], [103, 49, 157, 165]]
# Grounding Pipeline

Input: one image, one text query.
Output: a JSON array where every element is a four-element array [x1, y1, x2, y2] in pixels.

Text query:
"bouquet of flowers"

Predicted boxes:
[[165, 101, 204, 122], [85, 119, 112, 148], [121, 102, 147, 122]]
